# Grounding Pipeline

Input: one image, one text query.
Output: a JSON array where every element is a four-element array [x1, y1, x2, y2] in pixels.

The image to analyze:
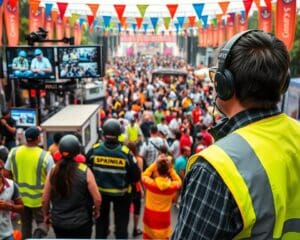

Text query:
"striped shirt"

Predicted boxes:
[[172, 107, 281, 240]]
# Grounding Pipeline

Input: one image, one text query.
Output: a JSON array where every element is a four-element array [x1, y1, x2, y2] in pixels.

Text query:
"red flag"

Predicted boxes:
[[166, 4, 178, 19], [237, 14, 248, 32], [57, 2, 68, 19], [114, 5, 126, 22], [243, 0, 254, 17]]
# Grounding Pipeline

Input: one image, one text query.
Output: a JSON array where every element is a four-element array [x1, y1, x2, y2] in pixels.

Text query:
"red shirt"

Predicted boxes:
[[180, 134, 192, 150], [192, 107, 202, 124]]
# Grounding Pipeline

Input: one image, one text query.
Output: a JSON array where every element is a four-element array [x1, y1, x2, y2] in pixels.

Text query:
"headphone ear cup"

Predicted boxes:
[[215, 69, 235, 101]]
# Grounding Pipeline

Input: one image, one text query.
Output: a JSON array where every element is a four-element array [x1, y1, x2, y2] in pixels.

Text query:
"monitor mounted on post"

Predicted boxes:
[[57, 46, 101, 79], [6, 47, 56, 80]]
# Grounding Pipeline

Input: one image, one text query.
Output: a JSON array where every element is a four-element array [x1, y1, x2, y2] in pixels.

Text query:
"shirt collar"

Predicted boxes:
[[209, 107, 282, 141]]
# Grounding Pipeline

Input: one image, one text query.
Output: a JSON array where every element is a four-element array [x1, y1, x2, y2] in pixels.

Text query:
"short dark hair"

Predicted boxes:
[[227, 31, 290, 108], [157, 159, 169, 176]]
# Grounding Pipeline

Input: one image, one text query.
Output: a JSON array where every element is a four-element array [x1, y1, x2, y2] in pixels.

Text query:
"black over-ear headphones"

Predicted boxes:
[[214, 29, 290, 101]]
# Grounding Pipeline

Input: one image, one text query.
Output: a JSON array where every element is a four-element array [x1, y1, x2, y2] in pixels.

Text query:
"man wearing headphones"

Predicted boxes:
[[172, 30, 300, 239]]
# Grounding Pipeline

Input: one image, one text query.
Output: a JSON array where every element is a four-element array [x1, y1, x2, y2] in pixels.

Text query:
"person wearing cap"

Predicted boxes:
[[11, 50, 32, 78], [4, 126, 54, 238], [0, 109, 17, 150], [30, 48, 52, 78], [86, 118, 140, 239]]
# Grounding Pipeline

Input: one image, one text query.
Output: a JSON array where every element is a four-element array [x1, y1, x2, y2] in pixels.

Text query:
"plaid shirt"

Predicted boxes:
[[172, 107, 281, 240]]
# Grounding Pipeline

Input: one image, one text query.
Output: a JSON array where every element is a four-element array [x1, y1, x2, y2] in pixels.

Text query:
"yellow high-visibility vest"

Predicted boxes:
[[10, 146, 50, 207], [187, 113, 300, 239]]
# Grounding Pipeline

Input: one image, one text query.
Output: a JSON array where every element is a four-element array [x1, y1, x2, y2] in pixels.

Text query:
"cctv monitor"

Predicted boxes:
[[10, 108, 37, 128], [6, 47, 56, 80], [57, 46, 101, 79]]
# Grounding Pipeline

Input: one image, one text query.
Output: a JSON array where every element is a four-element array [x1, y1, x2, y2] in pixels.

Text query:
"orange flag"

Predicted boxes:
[[258, 7, 272, 32], [87, 3, 99, 17], [188, 16, 196, 28], [275, 0, 296, 51], [218, 1, 230, 14], [56, 16, 64, 45], [4, 0, 20, 46], [29, 6, 44, 33], [135, 17, 143, 29]]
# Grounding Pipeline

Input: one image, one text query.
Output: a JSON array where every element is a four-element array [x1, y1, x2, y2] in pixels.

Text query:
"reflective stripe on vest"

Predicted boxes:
[[11, 146, 49, 206], [187, 114, 300, 239]]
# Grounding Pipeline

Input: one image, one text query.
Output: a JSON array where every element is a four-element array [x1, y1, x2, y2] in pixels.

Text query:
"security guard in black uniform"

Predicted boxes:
[[87, 118, 141, 239]]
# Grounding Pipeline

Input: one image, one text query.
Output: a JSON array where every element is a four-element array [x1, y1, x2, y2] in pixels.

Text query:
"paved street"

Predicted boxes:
[[14, 200, 180, 239]]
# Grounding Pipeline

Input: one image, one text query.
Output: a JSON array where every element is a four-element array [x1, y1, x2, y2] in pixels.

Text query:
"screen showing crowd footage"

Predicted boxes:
[[6, 47, 56, 80], [10, 108, 37, 128], [57, 46, 101, 79]]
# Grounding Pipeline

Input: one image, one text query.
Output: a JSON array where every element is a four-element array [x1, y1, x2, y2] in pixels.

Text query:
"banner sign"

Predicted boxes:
[[121, 35, 176, 42], [275, 0, 296, 51], [4, 0, 19, 46]]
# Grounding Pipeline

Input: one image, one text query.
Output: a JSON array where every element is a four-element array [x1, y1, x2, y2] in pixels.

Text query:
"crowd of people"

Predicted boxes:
[[0, 30, 299, 239]]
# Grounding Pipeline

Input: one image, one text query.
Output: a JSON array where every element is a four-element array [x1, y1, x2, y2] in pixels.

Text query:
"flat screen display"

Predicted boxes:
[[6, 47, 56, 80], [57, 46, 101, 79], [10, 108, 37, 128]]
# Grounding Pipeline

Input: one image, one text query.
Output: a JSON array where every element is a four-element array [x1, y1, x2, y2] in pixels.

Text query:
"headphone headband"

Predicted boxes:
[[218, 29, 260, 72]]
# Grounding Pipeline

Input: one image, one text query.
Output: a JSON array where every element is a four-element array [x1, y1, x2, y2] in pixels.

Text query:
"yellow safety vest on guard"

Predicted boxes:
[[10, 145, 49, 208], [187, 113, 300, 239]]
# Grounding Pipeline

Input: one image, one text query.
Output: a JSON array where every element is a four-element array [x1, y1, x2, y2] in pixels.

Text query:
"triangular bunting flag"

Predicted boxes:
[[188, 16, 196, 27], [137, 4, 148, 18], [57, 2, 68, 19], [143, 23, 148, 32], [216, 14, 223, 24], [70, 13, 79, 26], [114, 4, 126, 22], [166, 4, 178, 19], [177, 17, 185, 29], [120, 17, 127, 28], [87, 15, 94, 27], [103, 16, 111, 29], [79, 18, 85, 26], [0, 0, 3, 6], [135, 17, 143, 29], [218, 1, 230, 14], [132, 23, 137, 32], [243, 0, 253, 17], [163, 17, 171, 30], [211, 18, 217, 27], [192, 3, 204, 20], [150, 17, 159, 30], [87, 4, 99, 17], [228, 12, 235, 22], [201, 15, 208, 28], [29, 0, 40, 13], [45, 3, 53, 18]]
